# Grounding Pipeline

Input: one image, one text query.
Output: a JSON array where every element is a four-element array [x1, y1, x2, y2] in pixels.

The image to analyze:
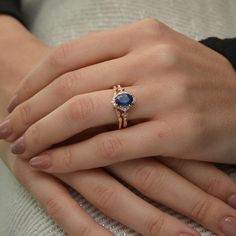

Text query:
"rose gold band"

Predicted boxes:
[[113, 85, 128, 129]]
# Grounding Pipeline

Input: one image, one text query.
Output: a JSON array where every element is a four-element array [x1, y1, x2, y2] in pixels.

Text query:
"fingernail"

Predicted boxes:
[[11, 136, 25, 154], [0, 119, 12, 139], [29, 155, 51, 169], [228, 195, 236, 209], [7, 95, 18, 113], [220, 216, 236, 236]]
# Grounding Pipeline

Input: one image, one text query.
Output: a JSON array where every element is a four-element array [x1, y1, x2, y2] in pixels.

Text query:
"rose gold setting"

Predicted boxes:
[[111, 85, 136, 129]]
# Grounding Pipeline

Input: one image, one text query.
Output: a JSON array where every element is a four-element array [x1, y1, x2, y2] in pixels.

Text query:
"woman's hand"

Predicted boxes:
[[2, 16, 236, 236], [6, 141, 236, 236], [8, 146, 236, 236], [2, 19, 236, 169]]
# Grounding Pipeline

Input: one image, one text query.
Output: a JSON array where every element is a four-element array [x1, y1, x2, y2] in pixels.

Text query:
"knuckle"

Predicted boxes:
[[93, 184, 118, 212], [21, 78, 33, 98], [61, 146, 73, 170], [17, 102, 32, 126], [46, 196, 92, 236], [97, 134, 123, 161], [135, 164, 165, 195], [49, 43, 71, 68], [45, 197, 65, 221], [28, 123, 41, 145], [156, 44, 180, 68], [204, 175, 223, 195], [67, 95, 95, 121], [190, 197, 212, 221], [139, 18, 167, 39], [53, 72, 76, 99], [142, 18, 163, 31], [146, 214, 165, 236]]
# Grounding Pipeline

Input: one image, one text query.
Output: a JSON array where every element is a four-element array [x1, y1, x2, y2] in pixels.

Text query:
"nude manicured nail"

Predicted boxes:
[[228, 195, 236, 209], [7, 95, 18, 113], [0, 119, 12, 139], [30, 155, 51, 169], [11, 136, 25, 154], [220, 217, 236, 236]]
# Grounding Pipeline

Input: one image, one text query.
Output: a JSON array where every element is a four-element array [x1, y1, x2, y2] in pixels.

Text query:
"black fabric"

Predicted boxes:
[[201, 37, 236, 70], [0, 0, 23, 24]]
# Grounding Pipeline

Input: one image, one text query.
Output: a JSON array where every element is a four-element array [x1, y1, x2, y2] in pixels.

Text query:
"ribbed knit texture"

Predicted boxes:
[[0, 0, 236, 235]]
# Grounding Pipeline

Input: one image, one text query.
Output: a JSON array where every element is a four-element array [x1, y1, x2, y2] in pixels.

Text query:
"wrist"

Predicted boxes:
[[0, 16, 50, 154], [0, 15, 50, 113], [0, 15, 49, 92]]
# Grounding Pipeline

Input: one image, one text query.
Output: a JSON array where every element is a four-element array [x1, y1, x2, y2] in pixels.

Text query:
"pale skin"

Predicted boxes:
[[1, 16, 236, 236], [2, 19, 236, 168]]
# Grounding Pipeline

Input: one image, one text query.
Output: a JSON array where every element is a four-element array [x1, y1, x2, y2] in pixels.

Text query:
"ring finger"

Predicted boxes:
[[10, 86, 154, 159]]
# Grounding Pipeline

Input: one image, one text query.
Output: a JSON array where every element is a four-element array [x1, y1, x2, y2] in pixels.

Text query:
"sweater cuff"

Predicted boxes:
[[0, 0, 24, 25], [200, 37, 236, 70]]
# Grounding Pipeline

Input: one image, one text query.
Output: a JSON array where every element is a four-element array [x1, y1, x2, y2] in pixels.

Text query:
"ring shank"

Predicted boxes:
[[113, 85, 129, 129]]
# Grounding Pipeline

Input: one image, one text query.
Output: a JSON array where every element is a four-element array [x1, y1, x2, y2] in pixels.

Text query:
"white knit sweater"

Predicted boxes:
[[0, 0, 236, 235]]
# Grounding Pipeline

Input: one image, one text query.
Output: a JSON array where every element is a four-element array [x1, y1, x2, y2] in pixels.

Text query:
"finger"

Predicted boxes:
[[107, 158, 236, 236], [27, 121, 169, 172], [5, 54, 139, 142], [56, 169, 199, 236], [27, 120, 177, 172], [160, 158, 236, 209], [7, 20, 157, 113], [11, 86, 154, 159], [5, 156, 111, 236]]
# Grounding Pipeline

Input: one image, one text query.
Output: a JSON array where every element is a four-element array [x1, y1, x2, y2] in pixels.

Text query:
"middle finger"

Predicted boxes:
[[10, 86, 152, 159], [5, 54, 141, 142]]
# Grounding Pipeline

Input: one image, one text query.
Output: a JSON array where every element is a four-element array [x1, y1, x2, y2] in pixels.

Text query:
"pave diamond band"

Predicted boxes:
[[112, 85, 136, 129]]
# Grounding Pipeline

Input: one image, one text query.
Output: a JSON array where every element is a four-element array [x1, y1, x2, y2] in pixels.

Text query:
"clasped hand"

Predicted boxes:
[[1, 19, 236, 236]]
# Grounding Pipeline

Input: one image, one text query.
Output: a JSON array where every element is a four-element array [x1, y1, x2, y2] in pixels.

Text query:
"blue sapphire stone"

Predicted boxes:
[[115, 93, 133, 108]]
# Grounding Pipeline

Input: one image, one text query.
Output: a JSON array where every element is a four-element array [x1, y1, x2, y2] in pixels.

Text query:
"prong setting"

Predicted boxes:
[[112, 91, 136, 112], [112, 85, 136, 129]]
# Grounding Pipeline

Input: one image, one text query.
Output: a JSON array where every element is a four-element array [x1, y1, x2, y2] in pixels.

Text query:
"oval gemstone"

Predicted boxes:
[[115, 93, 133, 108]]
